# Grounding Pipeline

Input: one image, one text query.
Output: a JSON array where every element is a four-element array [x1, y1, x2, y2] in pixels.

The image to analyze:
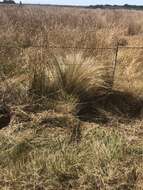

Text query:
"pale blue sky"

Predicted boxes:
[[14, 0, 143, 5]]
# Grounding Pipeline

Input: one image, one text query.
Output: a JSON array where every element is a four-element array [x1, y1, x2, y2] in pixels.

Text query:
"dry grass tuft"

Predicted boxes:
[[29, 52, 112, 102]]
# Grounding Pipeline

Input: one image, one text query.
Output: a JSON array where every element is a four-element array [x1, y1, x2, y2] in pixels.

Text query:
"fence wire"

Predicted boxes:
[[0, 43, 143, 122], [0, 44, 143, 97]]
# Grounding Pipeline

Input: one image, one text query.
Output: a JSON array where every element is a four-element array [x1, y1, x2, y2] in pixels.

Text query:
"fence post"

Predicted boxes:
[[111, 42, 119, 88]]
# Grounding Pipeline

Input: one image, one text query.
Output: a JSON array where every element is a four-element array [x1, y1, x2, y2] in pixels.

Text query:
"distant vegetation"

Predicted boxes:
[[0, 0, 15, 4], [0, 2, 143, 10], [89, 4, 143, 10]]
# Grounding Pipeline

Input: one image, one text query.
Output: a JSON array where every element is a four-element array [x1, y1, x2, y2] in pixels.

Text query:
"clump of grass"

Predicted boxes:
[[56, 53, 112, 99], [126, 20, 142, 36], [29, 52, 112, 102]]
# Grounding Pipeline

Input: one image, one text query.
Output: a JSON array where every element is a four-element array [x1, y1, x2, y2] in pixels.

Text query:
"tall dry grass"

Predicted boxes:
[[0, 5, 143, 99], [0, 5, 143, 190], [29, 52, 112, 100]]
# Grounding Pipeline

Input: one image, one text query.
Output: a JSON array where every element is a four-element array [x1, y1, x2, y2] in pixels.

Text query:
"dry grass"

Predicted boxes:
[[0, 5, 143, 190], [0, 6, 143, 96], [29, 52, 112, 100], [0, 119, 143, 190]]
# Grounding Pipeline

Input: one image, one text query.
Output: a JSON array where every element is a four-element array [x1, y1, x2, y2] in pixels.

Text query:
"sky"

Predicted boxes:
[[14, 0, 143, 6]]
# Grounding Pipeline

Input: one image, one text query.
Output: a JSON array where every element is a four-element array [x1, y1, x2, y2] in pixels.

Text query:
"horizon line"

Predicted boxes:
[[1, 2, 143, 6]]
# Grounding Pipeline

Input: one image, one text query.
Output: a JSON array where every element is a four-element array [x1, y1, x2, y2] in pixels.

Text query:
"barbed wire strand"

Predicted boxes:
[[0, 44, 143, 50]]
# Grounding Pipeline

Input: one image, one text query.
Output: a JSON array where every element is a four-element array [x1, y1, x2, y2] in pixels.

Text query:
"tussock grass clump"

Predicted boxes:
[[30, 52, 112, 102], [126, 20, 143, 36], [55, 53, 112, 99]]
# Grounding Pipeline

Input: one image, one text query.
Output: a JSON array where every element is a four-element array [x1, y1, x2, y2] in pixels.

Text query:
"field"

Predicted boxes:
[[0, 5, 143, 190]]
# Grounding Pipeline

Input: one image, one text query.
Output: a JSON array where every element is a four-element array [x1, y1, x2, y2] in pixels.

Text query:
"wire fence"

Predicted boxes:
[[1, 44, 143, 49], [0, 43, 142, 67], [0, 43, 143, 93], [0, 43, 143, 122]]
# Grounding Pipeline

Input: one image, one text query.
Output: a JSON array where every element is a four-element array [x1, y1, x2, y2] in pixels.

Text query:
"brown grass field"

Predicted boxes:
[[0, 5, 143, 190]]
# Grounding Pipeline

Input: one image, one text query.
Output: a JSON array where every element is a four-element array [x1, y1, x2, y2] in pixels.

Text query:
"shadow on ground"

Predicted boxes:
[[77, 90, 143, 124]]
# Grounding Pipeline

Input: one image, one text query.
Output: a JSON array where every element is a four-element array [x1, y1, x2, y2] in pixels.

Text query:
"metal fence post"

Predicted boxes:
[[111, 43, 119, 88]]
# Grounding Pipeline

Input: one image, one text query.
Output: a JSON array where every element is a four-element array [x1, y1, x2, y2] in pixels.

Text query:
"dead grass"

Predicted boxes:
[[0, 118, 142, 190], [29, 52, 112, 100], [0, 5, 143, 190]]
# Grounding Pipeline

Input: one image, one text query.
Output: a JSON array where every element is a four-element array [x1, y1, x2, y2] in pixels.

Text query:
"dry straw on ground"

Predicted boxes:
[[0, 5, 143, 190]]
